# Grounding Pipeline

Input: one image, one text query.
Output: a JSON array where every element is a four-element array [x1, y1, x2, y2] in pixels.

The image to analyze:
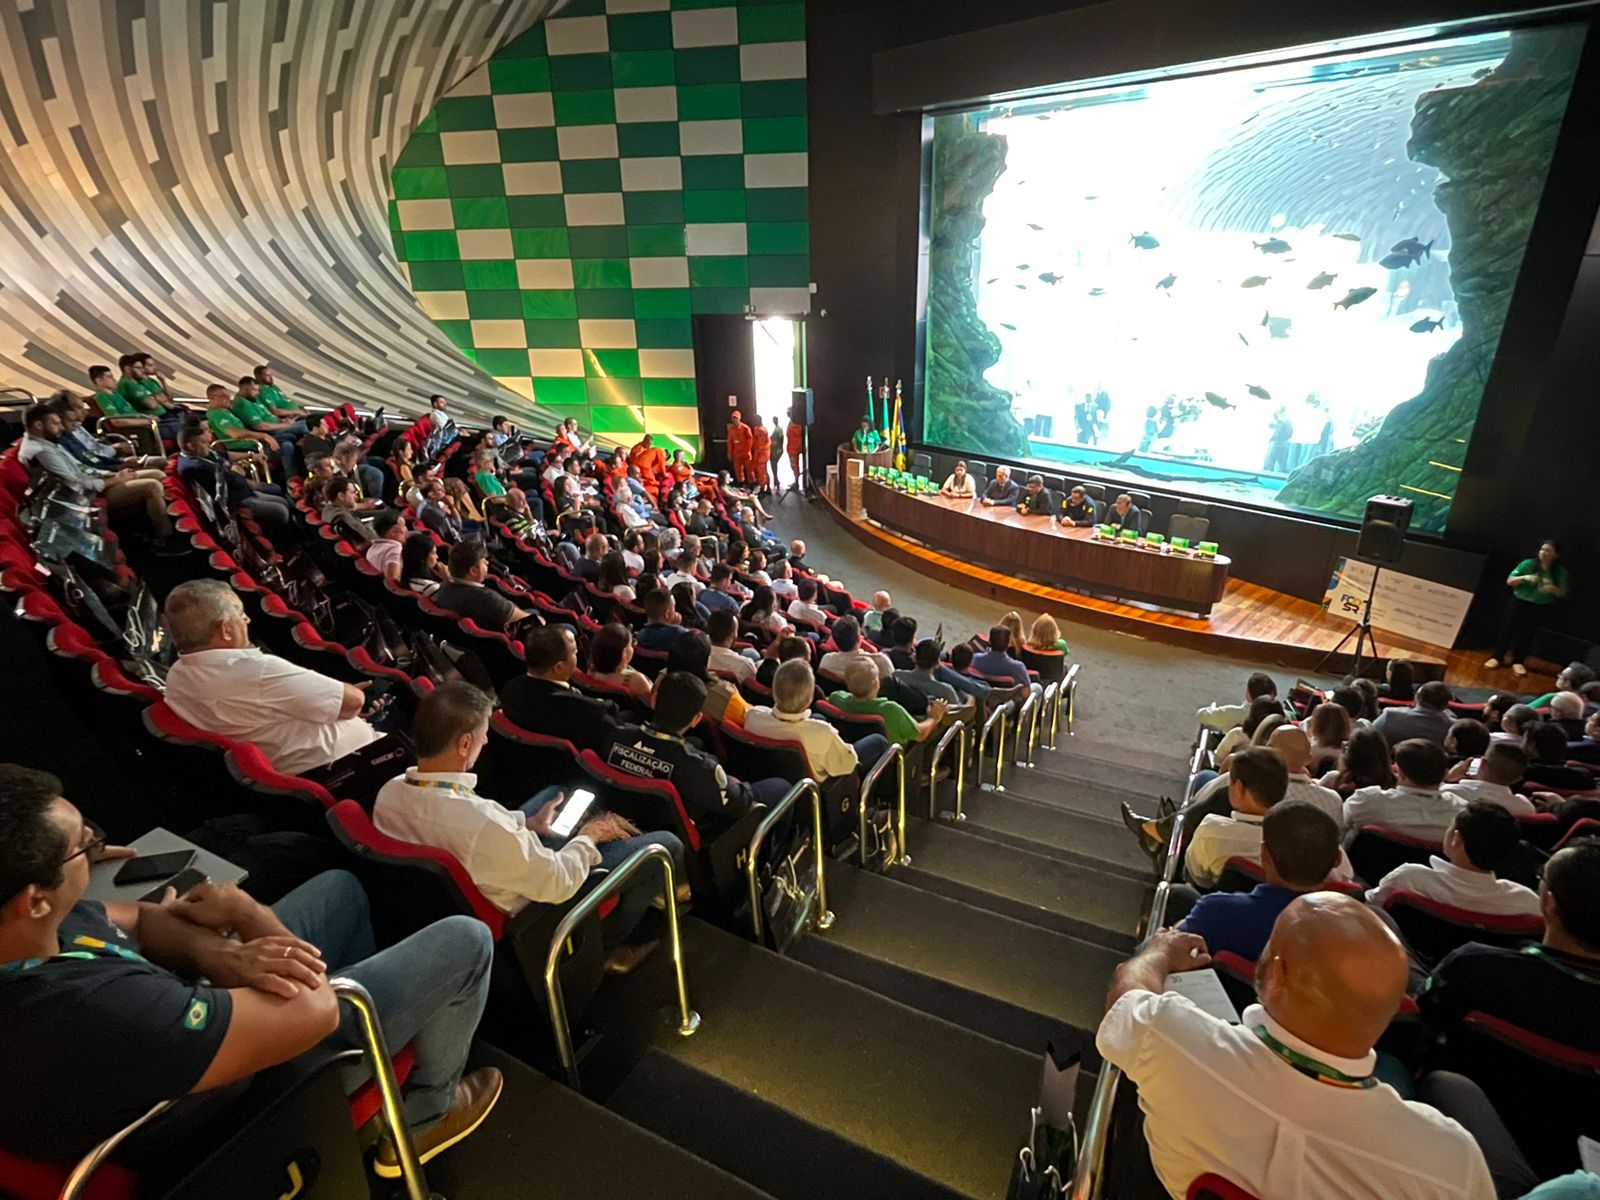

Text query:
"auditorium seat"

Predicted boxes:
[[571, 669, 652, 721], [1345, 825, 1439, 886], [1168, 513, 1210, 544], [911, 452, 932, 477], [1553, 817, 1600, 851], [1377, 891, 1542, 966], [1215, 856, 1362, 898], [1188, 1174, 1263, 1200]]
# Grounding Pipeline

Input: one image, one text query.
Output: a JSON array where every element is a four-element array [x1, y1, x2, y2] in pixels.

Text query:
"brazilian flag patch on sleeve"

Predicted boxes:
[[184, 998, 211, 1031]]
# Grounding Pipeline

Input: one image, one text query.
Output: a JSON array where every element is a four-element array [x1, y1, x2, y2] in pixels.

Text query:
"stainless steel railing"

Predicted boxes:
[[857, 740, 907, 866], [545, 842, 698, 1090], [977, 700, 1012, 792], [929, 719, 968, 821], [1013, 690, 1040, 768], [746, 778, 835, 944], [1066, 733, 1208, 1200]]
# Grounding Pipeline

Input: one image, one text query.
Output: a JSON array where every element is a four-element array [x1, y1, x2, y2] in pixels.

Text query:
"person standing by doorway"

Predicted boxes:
[[768, 415, 784, 490], [749, 416, 771, 494], [727, 408, 753, 486], [785, 415, 805, 493], [1485, 539, 1570, 677]]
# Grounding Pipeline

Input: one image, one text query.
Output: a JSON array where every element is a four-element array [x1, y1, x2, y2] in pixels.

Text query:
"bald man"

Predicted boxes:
[[1267, 724, 1345, 827], [1098, 895, 1495, 1200]]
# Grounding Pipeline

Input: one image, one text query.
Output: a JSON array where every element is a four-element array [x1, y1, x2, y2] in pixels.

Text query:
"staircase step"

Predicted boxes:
[[591, 918, 1040, 1200], [431, 1043, 775, 1200], [790, 865, 1124, 1058], [896, 821, 1143, 951], [1027, 747, 1187, 802], [948, 788, 1154, 880]]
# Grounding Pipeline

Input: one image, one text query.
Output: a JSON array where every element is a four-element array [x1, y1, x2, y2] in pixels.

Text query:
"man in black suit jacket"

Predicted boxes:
[[499, 626, 617, 752]]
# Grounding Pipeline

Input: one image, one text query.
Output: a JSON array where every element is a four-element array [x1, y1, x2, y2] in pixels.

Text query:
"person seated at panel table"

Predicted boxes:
[[939, 461, 975, 499], [1103, 492, 1143, 533], [851, 417, 881, 453], [1061, 485, 1098, 527], [1016, 474, 1055, 517], [979, 465, 1020, 507]]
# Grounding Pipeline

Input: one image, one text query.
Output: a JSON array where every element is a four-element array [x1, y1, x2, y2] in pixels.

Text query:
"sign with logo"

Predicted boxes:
[[1321, 557, 1474, 648]]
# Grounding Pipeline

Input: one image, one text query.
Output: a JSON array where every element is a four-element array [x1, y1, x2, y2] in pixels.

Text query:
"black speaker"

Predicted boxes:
[[1356, 495, 1412, 564], [790, 387, 814, 426]]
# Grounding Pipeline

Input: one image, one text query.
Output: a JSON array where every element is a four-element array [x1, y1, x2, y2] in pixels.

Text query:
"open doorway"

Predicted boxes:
[[752, 317, 798, 489]]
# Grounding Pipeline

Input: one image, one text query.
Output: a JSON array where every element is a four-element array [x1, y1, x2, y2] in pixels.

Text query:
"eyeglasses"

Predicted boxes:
[[62, 830, 106, 867]]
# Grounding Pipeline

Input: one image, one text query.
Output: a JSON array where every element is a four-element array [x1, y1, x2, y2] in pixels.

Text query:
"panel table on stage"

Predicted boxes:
[[862, 480, 1231, 617]]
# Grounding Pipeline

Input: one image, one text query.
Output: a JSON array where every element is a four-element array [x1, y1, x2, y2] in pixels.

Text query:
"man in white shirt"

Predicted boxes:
[[1366, 802, 1543, 918], [1267, 726, 1345, 827], [18, 398, 176, 546], [1440, 743, 1537, 817], [744, 660, 890, 779], [619, 531, 645, 575], [818, 615, 894, 682], [373, 681, 685, 973], [1097, 895, 1495, 1200], [768, 559, 799, 602], [1195, 671, 1282, 732], [1345, 739, 1463, 839], [365, 511, 409, 580], [661, 546, 703, 593], [785, 576, 833, 628], [162, 579, 383, 776], [705, 609, 757, 682]]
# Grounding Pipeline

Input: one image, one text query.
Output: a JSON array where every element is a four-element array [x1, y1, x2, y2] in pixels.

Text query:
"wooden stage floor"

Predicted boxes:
[[819, 489, 1554, 694]]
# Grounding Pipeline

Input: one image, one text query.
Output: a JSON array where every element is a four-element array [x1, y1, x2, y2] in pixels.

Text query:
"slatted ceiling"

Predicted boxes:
[[821, 490, 1555, 691], [0, 0, 560, 425]]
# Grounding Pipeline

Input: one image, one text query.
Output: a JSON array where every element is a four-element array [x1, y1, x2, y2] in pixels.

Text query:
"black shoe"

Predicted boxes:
[[150, 537, 189, 558], [1156, 795, 1178, 820], [1120, 801, 1167, 860]]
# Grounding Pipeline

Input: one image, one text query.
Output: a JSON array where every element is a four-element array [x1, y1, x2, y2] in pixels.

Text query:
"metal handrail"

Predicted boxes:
[[929, 719, 968, 821], [977, 700, 1011, 792], [1041, 680, 1061, 751], [1067, 736, 1209, 1200], [857, 741, 907, 866], [61, 979, 434, 1200], [545, 842, 698, 1089], [1014, 690, 1040, 768], [1064, 662, 1080, 738], [746, 778, 834, 944]]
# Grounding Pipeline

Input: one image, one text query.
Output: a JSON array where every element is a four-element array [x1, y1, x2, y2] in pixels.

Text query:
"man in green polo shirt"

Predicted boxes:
[[88, 365, 140, 418], [829, 660, 948, 779], [253, 364, 305, 419], [115, 355, 165, 414], [206, 384, 283, 473]]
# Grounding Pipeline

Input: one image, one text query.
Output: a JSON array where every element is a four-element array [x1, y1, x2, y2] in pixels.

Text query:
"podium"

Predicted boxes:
[[838, 447, 892, 516]]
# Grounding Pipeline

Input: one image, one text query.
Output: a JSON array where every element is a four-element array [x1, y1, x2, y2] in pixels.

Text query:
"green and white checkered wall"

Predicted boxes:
[[387, 0, 809, 455]]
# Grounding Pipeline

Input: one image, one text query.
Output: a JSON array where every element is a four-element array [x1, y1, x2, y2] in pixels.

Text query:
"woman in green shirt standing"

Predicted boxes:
[[1484, 539, 1570, 677]]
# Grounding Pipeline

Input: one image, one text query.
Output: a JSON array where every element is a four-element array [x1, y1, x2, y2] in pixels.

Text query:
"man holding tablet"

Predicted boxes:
[[374, 682, 685, 975]]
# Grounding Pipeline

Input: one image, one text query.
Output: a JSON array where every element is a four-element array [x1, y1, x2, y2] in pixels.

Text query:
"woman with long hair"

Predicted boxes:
[[1320, 726, 1395, 791], [662, 630, 747, 726], [1306, 702, 1353, 776], [739, 585, 788, 636], [1378, 658, 1415, 703], [400, 531, 444, 596], [587, 622, 653, 706], [596, 552, 636, 604], [671, 581, 706, 630]]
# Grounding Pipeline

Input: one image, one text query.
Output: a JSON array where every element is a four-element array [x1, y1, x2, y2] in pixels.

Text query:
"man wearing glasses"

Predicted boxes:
[[0, 765, 501, 1178]]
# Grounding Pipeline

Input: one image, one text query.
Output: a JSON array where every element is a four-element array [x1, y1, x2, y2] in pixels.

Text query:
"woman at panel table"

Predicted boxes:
[[939, 461, 975, 499]]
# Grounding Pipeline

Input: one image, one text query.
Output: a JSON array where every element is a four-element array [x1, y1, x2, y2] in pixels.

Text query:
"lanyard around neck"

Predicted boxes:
[[1254, 1025, 1375, 1089], [405, 772, 476, 798]]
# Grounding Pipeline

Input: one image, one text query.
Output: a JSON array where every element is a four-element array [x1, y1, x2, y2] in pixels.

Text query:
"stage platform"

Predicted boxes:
[[818, 487, 1553, 693]]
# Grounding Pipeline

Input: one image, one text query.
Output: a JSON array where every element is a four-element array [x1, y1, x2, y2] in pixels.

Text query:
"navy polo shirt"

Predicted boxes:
[[1419, 943, 1600, 1050], [1179, 884, 1300, 963]]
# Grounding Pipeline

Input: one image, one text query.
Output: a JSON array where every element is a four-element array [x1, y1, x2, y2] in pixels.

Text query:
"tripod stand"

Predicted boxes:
[[1317, 563, 1382, 679]]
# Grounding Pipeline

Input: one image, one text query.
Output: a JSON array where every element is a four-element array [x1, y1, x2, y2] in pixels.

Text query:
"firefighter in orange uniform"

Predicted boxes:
[[726, 409, 753, 485], [785, 418, 805, 490], [628, 433, 667, 500], [748, 418, 771, 493]]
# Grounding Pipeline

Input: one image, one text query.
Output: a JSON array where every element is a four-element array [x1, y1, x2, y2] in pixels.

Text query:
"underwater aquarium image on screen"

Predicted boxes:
[[921, 24, 1584, 533]]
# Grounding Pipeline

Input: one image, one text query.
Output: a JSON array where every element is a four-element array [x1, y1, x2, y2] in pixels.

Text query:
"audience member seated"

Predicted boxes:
[[1373, 680, 1456, 748], [895, 639, 964, 707], [1196, 671, 1284, 732], [971, 626, 1035, 693], [1344, 739, 1461, 839], [880, 616, 919, 670], [432, 539, 531, 633], [416, 479, 463, 544], [332, 439, 384, 507], [0, 765, 502, 1176], [573, 532, 608, 583], [18, 399, 178, 551], [163, 580, 383, 776], [979, 464, 1020, 507], [739, 586, 789, 639], [768, 558, 798, 603], [663, 631, 747, 727], [828, 661, 948, 777], [1184, 748, 1290, 889], [699, 564, 745, 615], [52, 392, 163, 480], [1319, 726, 1396, 791], [816, 616, 891, 683], [365, 511, 409, 579], [1547, 691, 1589, 741], [587, 622, 655, 707], [706, 610, 757, 682], [1366, 802, 1542, 918], [1265, 726, 1345, 825], [1528, 662, 1597, 711], [746, 660, 891, 779], [636, 589, 687, 652], [595, 552, 637, 607], [786, 576, 833, 628], [1521, 721, 1595, 791], [862, 592, 893, 635], [401, 531, 446, 596], [1444, 718, 1492, 765], [321, 473, 380, 544], [942, 644, 993, 705], [1568, 708, 1600, 766], [1024, 612, 1069, 659], [1306, 702, 1352, 776], [599, 672, 788, 835], [756, 635, 813, 690], [205, 383, 283, 468], [1179, 800, 1343, 962], [1441, 743, 1536, 817], [373, 682, 681, 973], [500, 627, 619, 751], [1097, 894, 1492, 1200], [1418, 837, 1600, 1118], [176, 423, 292, 535], [1379, 658, 1417, 703], [1491, 702, 1539, 747], [671, 580, 708, 630]]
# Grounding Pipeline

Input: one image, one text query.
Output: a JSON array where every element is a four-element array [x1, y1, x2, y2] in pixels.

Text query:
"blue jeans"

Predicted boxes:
[[356, 461, 385, 503], [852, 733, 891, 773], [273, 870, 493, 1132], [518, 785, 687, 947], [270, 431, 301, 480]]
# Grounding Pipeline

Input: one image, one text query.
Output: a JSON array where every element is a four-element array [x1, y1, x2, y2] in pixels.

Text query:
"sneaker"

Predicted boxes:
[[372, 1066, 503, 1179], [1512, 663, 1527, 677], [1482, 658, 1500, 670]]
